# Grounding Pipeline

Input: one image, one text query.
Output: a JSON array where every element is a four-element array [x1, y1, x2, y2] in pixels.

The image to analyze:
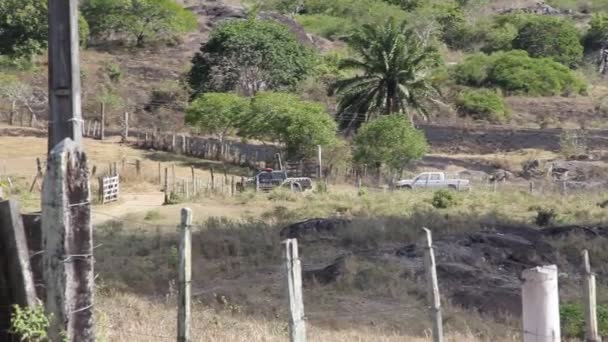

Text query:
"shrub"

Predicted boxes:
[[453, 50, 586, 96], [481, 23, 518, 53], [561, 303, 608, 338], [10, 305, 49, 341], [456, 88, 509, 123], [453, 53, 492, 86], [585, 12, 608, 51], [432, 189, 459, 209], [534, 207, 557, 226], [512, 15, 583, 67]]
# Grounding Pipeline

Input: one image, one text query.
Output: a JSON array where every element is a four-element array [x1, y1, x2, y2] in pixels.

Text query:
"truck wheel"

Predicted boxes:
[[448, 185, 458, 191], [400, 185, 412, 190]]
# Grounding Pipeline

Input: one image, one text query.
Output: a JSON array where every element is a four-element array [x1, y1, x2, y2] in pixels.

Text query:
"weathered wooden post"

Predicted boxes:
[[0, 199, 38, 306], [522, 265, 560, 342], [317, 145, 323, 180], [158, 162, 162, 185], [583, 250, 601, 342], [122, 112, 129, 142], [42, 139, 94, 341], [422, 228, 443, 342], [231, 176, 235, 196], [99, 102, 105, 141], [135, 159, 141, 178], [178, 208, 192, 342], [164, 167, 169, 205], [284, 239, 306, 342], [210, 166, 215, 191]]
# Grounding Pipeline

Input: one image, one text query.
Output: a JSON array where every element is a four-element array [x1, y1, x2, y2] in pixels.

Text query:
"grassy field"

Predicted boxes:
[[2, 135, 607, 341]]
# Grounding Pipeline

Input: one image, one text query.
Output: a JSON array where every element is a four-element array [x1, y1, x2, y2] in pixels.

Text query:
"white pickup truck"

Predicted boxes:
[[396, 172, 470, 191]]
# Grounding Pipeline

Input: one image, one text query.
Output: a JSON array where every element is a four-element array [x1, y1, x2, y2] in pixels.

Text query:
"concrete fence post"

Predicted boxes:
[[521, 265, 561, 342]]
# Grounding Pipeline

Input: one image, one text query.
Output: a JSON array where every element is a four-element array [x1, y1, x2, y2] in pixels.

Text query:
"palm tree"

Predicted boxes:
[[332, 20, 442, 130]]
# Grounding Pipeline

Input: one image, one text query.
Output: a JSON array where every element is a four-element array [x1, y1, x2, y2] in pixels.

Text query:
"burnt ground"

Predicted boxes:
[[284, 218, 608, 319]]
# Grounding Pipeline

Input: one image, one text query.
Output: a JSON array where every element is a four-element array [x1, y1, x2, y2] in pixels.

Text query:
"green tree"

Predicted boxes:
[[353, 115, 428, 172], [0, 0, 48, 59], [0, 0, 90, 60], [512, 15, 583, 67], [81, 0, 197, 47], [332, 19, 442, 129], [243, 92, 337, 158], [185, 93, 249, 144], [188, 17, 315, 97]]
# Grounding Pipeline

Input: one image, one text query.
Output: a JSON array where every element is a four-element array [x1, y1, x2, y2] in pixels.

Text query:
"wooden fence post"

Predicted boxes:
[[231, 176, 235, 196], [172, 164, 176, 193], [42, 139, 94, 341], [100, 102, 105, 140], [164, 168, 169, 205], [135, 159, 141, 178], [210, 167, 215, 191], [583, 250, 601, 342], [284, 238, 306, 342], [317, 145, 323, 180], [158, 162, 162, 185], [178, 208, 192, 342], [521, 265, 560, 342], [422, 228, 443, 342], [0, 199, 37, 307], [122, 112, 129, 142]]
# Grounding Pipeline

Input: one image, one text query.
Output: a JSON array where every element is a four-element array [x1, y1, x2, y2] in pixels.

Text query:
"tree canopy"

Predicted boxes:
[[242, 92, 337, 158], [187, 17, 315, 97], [185, 93, 249, 143], [81, 0, 197, 47], [512, 15, 583, 68], [0, 0, 90, 59], [0, 0, 48, 59], [353, 115, 428, 171], [332, 19, 443, 130]]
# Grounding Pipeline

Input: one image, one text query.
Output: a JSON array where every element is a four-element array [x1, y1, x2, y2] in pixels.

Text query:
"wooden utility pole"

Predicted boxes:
[[45, 3, 94, 340], [42, 140, 94, 342], [583, 250, 601, 342], [422, 228, 443, 342], [285, 238, 306, 342], [48, 0, 83, 153], [178, 208, 192, 342], [100, 102, 105, 140]]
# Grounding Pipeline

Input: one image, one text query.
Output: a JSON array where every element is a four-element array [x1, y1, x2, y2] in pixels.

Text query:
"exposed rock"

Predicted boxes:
[[396, 225, 560, 316], [489, 169, 512, 182], [521, 159, 544, 179], [280, 217, 352, 239], [303, 256, 350, 285]]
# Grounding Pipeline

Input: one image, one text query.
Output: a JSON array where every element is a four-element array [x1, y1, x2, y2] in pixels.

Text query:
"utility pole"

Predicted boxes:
[[44, 2, 94, 341], [48, 0, 83, 153]]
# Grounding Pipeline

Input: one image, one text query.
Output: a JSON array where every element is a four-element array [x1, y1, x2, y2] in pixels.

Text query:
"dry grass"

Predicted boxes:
[[98, 293, 514, 342]]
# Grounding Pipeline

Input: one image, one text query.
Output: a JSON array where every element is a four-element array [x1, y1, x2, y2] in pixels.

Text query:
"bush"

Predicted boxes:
[[10, 305, 49, 341], [512, 15, 583, 67], [534, 207, 557, 226], [453, 50, 586, 96], [481, 23, 518, 53], [456, 88, 509, 123], [561, 303, 608, 338], [432, 189, 459, 209], [585, 12, 608, 51]]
